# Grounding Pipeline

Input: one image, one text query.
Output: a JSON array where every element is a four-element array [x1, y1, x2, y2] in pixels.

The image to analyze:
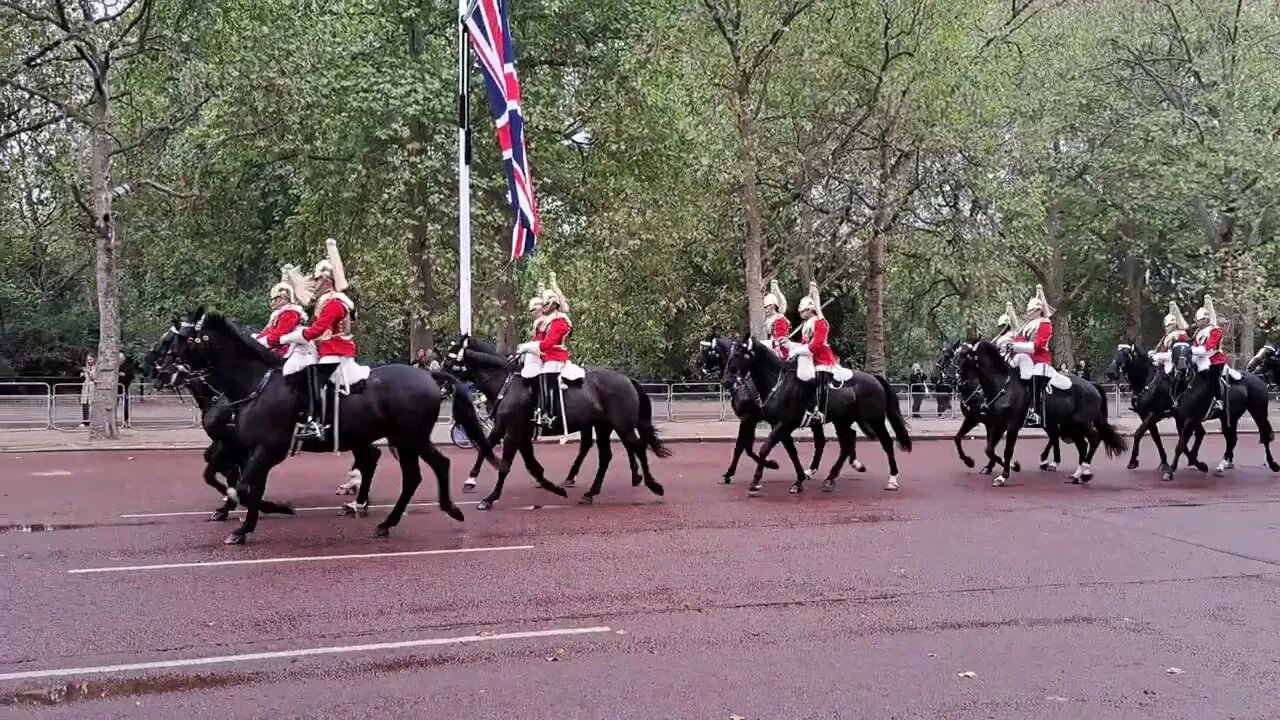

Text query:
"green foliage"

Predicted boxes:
[[3, 0, 1280, 378]]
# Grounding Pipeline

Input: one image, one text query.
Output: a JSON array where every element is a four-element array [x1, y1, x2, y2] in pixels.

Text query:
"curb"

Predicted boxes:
[[0, 425, 1259, 454]]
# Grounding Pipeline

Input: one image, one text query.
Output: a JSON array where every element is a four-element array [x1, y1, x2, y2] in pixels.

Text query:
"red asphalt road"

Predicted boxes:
[[2, 437, 1279, 719]]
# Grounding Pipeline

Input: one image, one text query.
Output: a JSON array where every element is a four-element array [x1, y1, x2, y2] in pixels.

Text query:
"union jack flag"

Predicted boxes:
[[464, 0, 541, 260]]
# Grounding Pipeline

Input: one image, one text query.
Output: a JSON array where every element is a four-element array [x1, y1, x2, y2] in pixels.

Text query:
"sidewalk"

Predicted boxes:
[[0, 416, 1259, 453]]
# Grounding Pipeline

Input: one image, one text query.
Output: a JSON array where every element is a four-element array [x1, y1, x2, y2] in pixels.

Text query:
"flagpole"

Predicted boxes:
[[456, 0, 473, 336]]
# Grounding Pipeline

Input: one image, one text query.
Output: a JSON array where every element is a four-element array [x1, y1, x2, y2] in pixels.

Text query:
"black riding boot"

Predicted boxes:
[[809, 371, 832, 424], [1028, 374, 1047, 426], [1202, 364, 1225, 416], [297, 363, 337, 439], [542, 372, 562, 428]]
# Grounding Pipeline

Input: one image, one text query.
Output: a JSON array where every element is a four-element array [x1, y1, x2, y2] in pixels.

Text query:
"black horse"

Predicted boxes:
[[157, 309, 495, 544], [1163, 343, 1279, 482], [955, 340, 1125, 486], [444, 335, 645, 498], [934, 341, 1022, 475], [148, 322, 301, 521], [692, 335, 786, 483], [1104, 342, 1204, 472], [724, 334, 911, 495], [445, 335, 670, 510]]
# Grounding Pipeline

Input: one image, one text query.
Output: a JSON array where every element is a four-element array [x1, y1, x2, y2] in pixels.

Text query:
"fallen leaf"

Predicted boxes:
[[957, 671, 977, 679], [1046, 696, 1068, 702], [927, 653, 937, 658], [1165, 667, 1184, 675]]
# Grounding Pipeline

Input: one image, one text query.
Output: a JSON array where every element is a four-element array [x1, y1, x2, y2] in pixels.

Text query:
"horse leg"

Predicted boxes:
[[721, 418, 755, 485], [1127, 413, 1152, 470], [1163, 418, 1198, 482], [1188, 424, 1208, 472], [795, 424, 826, 493], [748, 426, 787, 495], [340, 444, 381, 516], [1067, 434, 1092, 484], [868, 417, 901, 491], [561, 425, 594, 488], [1148, 418, 1170, 472], [478, 434, 523, 511], [1246, 400, 1280, 472], [822, 424, 854, 490], [993, 420, 1022, 488], [464, 422, 505, 493], [783, 433, 808, 494], [1038, 435, 1058, 471], [1215, 422, 1238, 477], [981, 424, 1006, 476], [581, 425, 614, 504], [953, 415, 979, 469], [225, 447, 283, 546], [618, 426, 663, 497], [518, 437, 566, 498], [204, 441, 236, 521], [372, 444, 423, 537]]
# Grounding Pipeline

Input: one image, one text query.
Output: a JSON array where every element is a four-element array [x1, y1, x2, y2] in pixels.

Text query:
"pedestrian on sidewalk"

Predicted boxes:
[[79, 353, 96, 427], [117, 351, 136, 428], [909, 363, 929, 418]]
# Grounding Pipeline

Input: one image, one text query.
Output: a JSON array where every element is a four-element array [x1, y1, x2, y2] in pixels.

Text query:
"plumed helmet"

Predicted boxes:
[[797, 282, 822, 317], [1025, 284, 1054, 317], [1163, 301, 1187, 330], [763, 279, 787, 314], [1194, 295, 1217, 325], [541, 272, 568, 312], [997, 301, 1016, 328], [313, 238, 349, 292]]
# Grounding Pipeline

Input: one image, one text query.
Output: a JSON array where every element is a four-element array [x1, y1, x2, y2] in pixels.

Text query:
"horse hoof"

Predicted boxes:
[[1126, 460, 1139, 470], [562, 478, 576, 488], [821, 478, 836, 491], [372, 526, 391, 538], [631, 475, 643, 487], [720, 475, 733, 485], [442, 505, 465, 522], [960, 456, 975, 469], [1012, 461, 1022, 472], [1040, 462, 1057, 471], [1079, 474, 1093, 484], [646, 481, 665, 497], [462, 479, 477, 493], [1194, 462, 1209, 473], [223, 532, 246, 546], [853, 461, 867, 473], [477, 499, 495, 511], [208, 510, 229, 522], [1269, 461, 1280, 473], [545, 484, 569, 498], [763, 459, 780, 470], [979, 466, 993, 475], [1157, 463, 1169, 473], [1161, 472, 1174, 482], [884, 477, 899, 491], [789, 483, 803, 494], [579, 494, 595, 505], [992, 476, 1007, 488], [747, 484, 762, 496]]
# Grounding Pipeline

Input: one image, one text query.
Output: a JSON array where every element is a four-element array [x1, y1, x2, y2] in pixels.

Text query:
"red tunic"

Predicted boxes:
[[301, 293, 356, 357], [766, 314, 791, 359], [802, 317, 837, 367], [539, 314, 571, 363], [1156, 330, 1189, 353], [1194, 326, 1228, 366], [1016, 318, 1053, 365], [256, 307, 303, 357]]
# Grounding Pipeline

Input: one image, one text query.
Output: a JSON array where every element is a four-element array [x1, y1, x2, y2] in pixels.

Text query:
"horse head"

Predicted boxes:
[[1247, 344, 1276, 380], [1169, 341, 1195, 386], [1106, 342, 1141, 382], [693, 333, 729, 379], [933, 341, 962, 386]]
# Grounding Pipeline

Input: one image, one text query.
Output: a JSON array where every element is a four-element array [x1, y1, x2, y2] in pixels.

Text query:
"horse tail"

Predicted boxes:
[[630, 379, 673, 459], [1094, 416, 1128, 458], [875, 374, 913, 452], [431, 371, 499, 468], [1092, 382, 1111, 416]]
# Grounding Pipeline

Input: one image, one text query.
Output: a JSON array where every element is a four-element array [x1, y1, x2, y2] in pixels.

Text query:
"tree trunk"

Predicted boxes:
[[1123, 250, 1143, 343], [734, 88, 765, 337], [88, 84, 120, 440], [406, 16, 438, 357], [1239, 304, 1255, 364], [496, 262, 519, 354], [864, 229, 886, 373]]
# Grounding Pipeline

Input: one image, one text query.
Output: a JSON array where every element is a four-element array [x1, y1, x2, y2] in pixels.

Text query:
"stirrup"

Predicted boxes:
[[294, 419, 324, 440]]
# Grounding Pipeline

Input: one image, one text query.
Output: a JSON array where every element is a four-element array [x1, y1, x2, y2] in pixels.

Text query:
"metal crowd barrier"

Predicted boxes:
[[0, 379, 1273, 432]]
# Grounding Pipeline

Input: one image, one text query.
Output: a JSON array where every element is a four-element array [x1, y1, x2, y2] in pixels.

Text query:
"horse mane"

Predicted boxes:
[[201, 313, 285, 368]]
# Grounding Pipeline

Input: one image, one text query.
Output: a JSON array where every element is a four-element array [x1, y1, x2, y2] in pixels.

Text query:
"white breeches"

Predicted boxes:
[[1030, 361, 1073, 390], [541, 360, 565, 374], [1010, 353, 1033, 380], [318, 355, 369, 391], [796, 354, 815, 382], [283, 343, 318, 376]]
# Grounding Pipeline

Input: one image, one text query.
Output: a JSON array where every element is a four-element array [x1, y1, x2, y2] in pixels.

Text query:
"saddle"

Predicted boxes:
[[561, 361, 586, 385]]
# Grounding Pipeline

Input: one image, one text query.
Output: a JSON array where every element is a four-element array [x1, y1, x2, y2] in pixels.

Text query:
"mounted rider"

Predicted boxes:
[[1191, 295, 1242, 400], [1003, 285, 1072, 423], [279, 239, 365, 440], [255, 265, 312, 358], [516, 273, 572, 430], [763, 279, 791, 360], [1150, 301, 1190, 374], [993, 301, 1017, 347], [788, 282, 841, 424]]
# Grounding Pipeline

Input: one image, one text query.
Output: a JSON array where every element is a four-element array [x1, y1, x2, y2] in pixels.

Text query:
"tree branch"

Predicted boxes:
[[110, 179, 195, 200], [0, 0, 60, 26]]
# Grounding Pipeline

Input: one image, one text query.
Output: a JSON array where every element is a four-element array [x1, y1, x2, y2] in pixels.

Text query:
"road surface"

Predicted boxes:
[[1, 438, 1278, 718]]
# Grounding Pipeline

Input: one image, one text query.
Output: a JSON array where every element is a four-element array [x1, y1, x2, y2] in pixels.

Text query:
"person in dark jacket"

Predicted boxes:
[[909, 363, 929, 418], [117, 351, 136, 428]]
